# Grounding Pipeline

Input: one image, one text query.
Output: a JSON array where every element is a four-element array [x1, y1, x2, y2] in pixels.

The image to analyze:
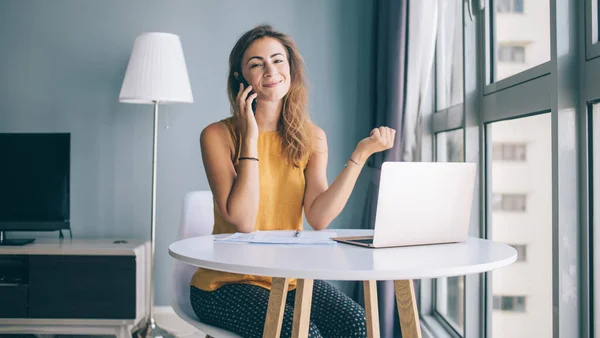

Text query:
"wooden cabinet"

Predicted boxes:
[[0, 239, 149, 338]]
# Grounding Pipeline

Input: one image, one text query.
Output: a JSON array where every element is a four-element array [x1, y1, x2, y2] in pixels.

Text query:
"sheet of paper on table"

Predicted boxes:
[[214, 230, 337, 244]]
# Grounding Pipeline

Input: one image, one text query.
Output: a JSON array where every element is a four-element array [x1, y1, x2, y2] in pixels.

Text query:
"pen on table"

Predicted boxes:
[[294, 230, 301, 237]]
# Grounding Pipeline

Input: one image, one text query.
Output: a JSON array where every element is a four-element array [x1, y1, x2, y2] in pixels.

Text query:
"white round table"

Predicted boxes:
[[169, 229, 517, 338]]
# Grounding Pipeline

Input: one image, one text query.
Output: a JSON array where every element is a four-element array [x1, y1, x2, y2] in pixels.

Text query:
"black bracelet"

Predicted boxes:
[[348, 158, 362, 167], [239, 157, 259, 162]]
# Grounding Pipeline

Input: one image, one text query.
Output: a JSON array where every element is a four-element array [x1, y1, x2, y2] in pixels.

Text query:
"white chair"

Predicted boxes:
[[170, 190, 242, 338]]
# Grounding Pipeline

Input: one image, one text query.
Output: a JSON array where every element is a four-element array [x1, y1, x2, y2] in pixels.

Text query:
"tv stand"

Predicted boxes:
[[0, 231, 34, 246], [0, 238, 149, 338]]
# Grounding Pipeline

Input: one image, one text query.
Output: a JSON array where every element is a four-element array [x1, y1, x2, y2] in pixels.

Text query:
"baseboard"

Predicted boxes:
[[154, 306, 204, 337], [0, 308, 203, 338]]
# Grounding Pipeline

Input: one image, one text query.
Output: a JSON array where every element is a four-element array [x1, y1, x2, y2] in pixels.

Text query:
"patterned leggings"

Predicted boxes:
[[190, 281, 367, 337]]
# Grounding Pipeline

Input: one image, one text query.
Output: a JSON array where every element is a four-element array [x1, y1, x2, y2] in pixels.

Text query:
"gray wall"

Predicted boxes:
[[0, 0, 374, 305]]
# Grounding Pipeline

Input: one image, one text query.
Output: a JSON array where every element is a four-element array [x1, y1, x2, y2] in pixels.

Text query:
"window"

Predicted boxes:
[[497, 45, 526, 63], [492, 194, 527, 212], [436, 129, 464, 163], [514, 0, 524, 12], [496, 0, 524, 13], [488, 0, 550, 81], [593, 104, 600, 338], [492, 296, 527, 312], [492, 143, 527, 161], [435, 0, 463, 110], [434, 129, 465, 334], [421, 0, 587, 335], [586, 0, 600, 58], [509, 244, 527, 261], [489, 115, 552, 338]]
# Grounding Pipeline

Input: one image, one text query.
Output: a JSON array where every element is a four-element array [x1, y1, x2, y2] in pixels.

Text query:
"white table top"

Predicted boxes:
[[169, 230, 517, 280]]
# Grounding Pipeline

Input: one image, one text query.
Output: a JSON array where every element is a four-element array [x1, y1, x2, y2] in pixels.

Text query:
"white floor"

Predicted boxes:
[[154, 307, 205, 338]]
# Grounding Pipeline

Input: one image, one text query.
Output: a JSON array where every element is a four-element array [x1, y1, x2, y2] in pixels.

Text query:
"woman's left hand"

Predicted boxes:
[[354, 126, 396, 160]]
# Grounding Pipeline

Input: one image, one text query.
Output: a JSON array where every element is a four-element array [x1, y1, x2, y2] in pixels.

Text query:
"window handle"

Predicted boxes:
[[466, 0, 474, 22], [467, 0, 486, 22]]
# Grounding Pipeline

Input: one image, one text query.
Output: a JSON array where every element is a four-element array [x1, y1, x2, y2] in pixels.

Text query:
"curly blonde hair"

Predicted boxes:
[[227, 25, 313, 167]]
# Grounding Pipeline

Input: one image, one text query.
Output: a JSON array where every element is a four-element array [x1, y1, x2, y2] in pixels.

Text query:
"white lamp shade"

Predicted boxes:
[[119, 32, 193, 104]]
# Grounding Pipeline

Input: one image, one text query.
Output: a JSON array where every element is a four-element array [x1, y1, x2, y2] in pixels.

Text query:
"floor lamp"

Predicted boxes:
[[119, 32, 194, 338]]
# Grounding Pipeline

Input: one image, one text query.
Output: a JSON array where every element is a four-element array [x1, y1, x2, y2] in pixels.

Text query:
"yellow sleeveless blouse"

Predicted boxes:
[[190, 117, 306, 291]]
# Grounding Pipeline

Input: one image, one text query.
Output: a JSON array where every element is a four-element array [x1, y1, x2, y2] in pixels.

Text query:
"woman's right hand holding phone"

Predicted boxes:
[[235, 82, 259, 143]]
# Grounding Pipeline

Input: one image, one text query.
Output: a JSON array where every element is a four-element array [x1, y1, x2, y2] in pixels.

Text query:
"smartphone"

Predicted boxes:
[[238, 75, 257, 113]]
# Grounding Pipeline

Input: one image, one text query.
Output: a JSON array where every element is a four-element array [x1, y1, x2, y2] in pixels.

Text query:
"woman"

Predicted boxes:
[[191, 25, 395, 338]]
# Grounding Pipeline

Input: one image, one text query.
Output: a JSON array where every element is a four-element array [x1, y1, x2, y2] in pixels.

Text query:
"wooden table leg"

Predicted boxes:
[[363, 280, 381, 338], [394, 280, 422, 338], [263, 277, 289, 338], [291, 279, 314, 338]]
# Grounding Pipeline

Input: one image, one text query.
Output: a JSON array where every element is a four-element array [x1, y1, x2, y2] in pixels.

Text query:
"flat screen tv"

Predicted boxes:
[[0, 133, 70, 245]]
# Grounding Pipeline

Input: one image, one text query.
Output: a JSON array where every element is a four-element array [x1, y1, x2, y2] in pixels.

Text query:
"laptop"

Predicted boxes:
[[332, 161, 476, 248]]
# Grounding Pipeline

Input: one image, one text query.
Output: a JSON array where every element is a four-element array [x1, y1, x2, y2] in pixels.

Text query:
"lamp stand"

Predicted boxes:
[[132, 101, 175, 338]]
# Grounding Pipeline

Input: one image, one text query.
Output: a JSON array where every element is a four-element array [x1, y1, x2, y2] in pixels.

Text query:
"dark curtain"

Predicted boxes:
[[353, 0, 409, 337]]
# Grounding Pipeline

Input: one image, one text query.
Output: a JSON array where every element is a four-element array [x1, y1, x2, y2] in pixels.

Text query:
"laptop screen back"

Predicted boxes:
[[372, 162, 476, 248]]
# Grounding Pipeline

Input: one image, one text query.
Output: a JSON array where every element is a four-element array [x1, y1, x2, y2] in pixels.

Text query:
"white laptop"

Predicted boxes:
[[332, 161, 476, 248]]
